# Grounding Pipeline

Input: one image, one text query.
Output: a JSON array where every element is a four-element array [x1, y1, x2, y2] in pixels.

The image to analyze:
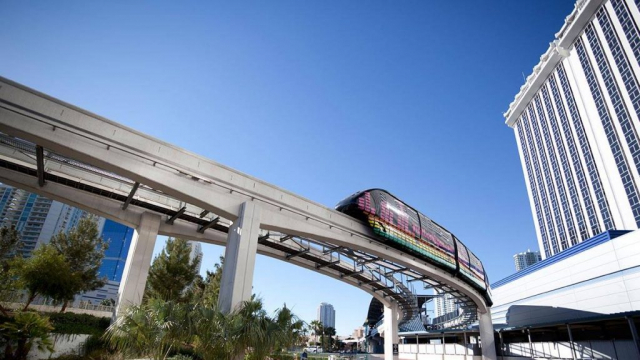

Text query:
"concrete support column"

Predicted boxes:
[[627, 316, 640, 358], [383, 302, 399, 360], [218, 202, 261, 314], [567, 324, 577, 360], [478, 309, 497, 360], [116, 212, 161, 315]]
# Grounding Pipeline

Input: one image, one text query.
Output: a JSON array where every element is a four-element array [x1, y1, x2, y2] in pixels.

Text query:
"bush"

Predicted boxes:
[[269, 355, 295, 360], [46, 312, 110, 336], [168, 355, 194, 360]]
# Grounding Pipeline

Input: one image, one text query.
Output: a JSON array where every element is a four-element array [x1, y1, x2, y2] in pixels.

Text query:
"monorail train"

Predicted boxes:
[[335, 189, 492, 305]]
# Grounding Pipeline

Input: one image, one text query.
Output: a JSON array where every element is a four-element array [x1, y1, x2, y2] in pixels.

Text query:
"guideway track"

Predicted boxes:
[[0, 76, 496, 359]]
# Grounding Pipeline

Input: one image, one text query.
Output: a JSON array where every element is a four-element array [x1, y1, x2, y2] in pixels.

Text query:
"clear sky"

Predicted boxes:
[[2, 0, 576, 335]]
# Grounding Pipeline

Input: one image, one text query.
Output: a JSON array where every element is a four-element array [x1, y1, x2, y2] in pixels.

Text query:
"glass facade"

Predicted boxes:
[[99, 220, 134, 282], [0, 185, 54, 256]]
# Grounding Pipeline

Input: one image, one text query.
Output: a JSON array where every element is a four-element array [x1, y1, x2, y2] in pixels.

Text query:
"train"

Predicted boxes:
[[335, 189, 492, 305]]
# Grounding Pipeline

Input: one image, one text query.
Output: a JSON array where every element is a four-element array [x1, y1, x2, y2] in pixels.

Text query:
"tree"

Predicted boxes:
[[309, 320, 323, 351], [0, 226, 23, 316], [104, 298, 193, 360], [106, 293, 305, 360], [20, 244, 80, 310], [234, 296, 276, 360], [0, 225, 22, 259], [0, 311, 54, 360], [273, 304, 305, 351], [187, 256, 223, 307], [323, 326, 336, 350], [100, 298, 115, 307], [146, 237, 201, 302], [49, 216, 108, 311]]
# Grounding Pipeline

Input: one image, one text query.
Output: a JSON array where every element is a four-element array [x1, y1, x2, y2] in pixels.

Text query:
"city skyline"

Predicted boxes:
[[2, 0, 576, 335]]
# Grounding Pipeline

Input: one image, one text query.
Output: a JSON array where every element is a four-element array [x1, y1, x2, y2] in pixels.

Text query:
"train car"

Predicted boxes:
[[335, 189, 491, 304]]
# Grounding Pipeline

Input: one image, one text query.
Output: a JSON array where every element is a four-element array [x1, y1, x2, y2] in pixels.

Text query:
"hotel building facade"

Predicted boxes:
[[505, 0, 640, 259], [492, 0, 640, 332]]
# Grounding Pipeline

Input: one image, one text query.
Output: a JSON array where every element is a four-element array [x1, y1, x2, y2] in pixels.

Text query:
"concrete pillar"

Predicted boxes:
[[627, 317, 640, 358], [383, 302, 399, 360], [116, 212, 161, 315], [567, 324, 577, 360], [478, 309, 497, 360], [218, 202, 261, 314]]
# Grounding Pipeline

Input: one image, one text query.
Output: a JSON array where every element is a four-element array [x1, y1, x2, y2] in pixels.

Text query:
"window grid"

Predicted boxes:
[[540, 84, 580, 246], [612, 0, 640, 67], [600, 7, 640, 165], [584, 24, 640, 226], [557, 63, 610, 234], [532, 96, 571, 250], [522, 109, 560, 255], [517, 121, 552, 258], [548, 75, 591, 241]]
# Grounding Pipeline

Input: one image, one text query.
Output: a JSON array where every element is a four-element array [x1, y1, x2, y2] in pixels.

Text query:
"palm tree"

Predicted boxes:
[[323, 326, 336, 350], [309, 320, 323, 352], [234, 296, 276, 360], [191, 305, 239, 360], [273, 304, 305, 351], [105, 294, 305, 360], [104, 299, 193, 360]]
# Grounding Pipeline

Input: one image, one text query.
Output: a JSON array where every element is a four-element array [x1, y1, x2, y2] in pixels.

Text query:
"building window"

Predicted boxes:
[[581, 26, 640, 226], [529, 99, 567, 251], [557, 63, 611, 234], [540, 84, 581, 246], [520, 111, 557, 256], [611, 0, 640, 68]]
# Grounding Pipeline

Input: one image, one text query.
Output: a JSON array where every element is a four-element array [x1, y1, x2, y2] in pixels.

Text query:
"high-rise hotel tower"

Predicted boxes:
[[505, 0, 640, 258]]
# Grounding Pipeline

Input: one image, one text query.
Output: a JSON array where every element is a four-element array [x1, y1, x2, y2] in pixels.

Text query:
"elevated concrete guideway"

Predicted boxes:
[[0, 76, 496, 360]]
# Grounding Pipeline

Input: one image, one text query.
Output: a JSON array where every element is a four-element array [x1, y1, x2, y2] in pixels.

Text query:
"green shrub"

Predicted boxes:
[[269, 354, 295, 360], [46, 312, 110, 336], [49, 355, 84, 360], [168, 355, 194, 360]]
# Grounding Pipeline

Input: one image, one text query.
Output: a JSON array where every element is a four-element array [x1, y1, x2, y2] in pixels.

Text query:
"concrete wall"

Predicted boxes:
[[27, 334, 90, 360], [491, 230, 640, 326], [398, 344, 481, 359]]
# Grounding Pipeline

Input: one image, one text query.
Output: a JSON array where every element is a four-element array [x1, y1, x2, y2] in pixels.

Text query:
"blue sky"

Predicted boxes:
[[2, 1, 576, 335]]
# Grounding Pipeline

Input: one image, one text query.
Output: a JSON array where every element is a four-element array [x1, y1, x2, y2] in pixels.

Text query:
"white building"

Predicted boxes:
[[317, 302, 336, 329], [433, 291, 458, 319], [513, 249, 542, 271], [187, 241, 203, 273], [492, 229, 639, 326], [496, 0, 640, 328], [505, 0, 640, 259]]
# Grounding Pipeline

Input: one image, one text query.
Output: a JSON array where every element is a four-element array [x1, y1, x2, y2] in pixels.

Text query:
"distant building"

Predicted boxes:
[[0, 184, 139, 305], [513, 249, 542, 271], [0, 184, 86, 256], [352, 327, 364, 339], [433, 291, 458, 319], [188, 240, 203, 274], [317, 302, 336, 328], [504, 0, 640, 259]]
